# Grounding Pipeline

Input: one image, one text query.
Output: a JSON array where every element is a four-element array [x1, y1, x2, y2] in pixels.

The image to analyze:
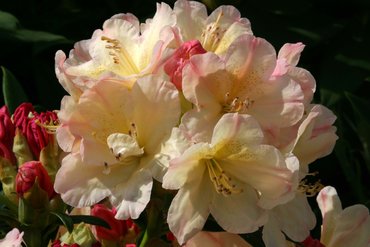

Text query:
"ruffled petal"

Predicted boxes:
[[113, 168, 153, 220], [131, 75, 180, 154], [173, 0, 207, 41], [162, 143, 209, 190], [55, 154, 136, 207]]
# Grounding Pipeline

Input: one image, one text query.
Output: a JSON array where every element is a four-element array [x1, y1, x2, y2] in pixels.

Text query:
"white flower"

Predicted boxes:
[[163, 113, 298, 244]]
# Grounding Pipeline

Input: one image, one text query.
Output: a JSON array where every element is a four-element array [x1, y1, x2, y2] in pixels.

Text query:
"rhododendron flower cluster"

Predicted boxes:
[[48, 1, 370, 247]]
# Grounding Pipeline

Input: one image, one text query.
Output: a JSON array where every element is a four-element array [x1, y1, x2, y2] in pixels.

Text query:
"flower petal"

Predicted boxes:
[[131, 75, 180, 154], [113, 168, 153, 220], [167, 169, 213, 244], [317, 186, 343, 244], [162, 142, 210, 190], [54, 154, 131, 207], [173, 0, 207, 41], [211, 185, 267, 233]]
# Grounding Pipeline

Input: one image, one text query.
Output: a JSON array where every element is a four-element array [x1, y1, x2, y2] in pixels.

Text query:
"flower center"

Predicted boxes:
[[222, 92, 254, 113], [201, 11, 226, 52], [101, 36, 140, 75], [298, 172, 324, 197], [206, 159, 243, 196]]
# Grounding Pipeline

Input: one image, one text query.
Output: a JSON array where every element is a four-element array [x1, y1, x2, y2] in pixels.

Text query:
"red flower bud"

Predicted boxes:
[[15, 161, 54, 199], [13, 103, 58, 159], [302, 236, 325, 247], [164, 40, 206, 90], [51, 240, 80, 247], [91, 204, 128, 242], [13, 103, 35, 132], [0, 106, 16, 163]]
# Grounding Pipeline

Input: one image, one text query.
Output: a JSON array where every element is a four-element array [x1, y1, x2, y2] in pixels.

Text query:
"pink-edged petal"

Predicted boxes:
[[55, 51, 83, 100], [225, 34, 276, 87], [317, 186, 343, 244], [113, 168, 153, 220], [225, 146, 297, 209], [211, 185, 267, 233], [277, 43, 305, 67], [206, 6, 252, 54], [248, 78, 305, 129], [131, 75, 180, 154], [294, 105, 338, 166], [173, 0, 207, 41], [162, 143, 210, 190], [167, 169, 213, 244], [182, 52, 230, 108], [326, 204, 370, 247], [211, 113, 264, 152], [185, 231, 252, 247], [287, 67, 316, 105]]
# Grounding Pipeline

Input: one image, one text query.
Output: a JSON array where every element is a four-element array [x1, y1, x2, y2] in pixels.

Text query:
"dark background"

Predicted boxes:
[[1, 0, 369, 240]]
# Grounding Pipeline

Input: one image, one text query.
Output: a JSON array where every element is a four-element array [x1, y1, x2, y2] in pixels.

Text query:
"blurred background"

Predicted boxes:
[[1, 0, 369, 237]]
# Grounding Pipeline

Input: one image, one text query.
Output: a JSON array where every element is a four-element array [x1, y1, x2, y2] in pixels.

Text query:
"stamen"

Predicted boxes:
[[129, 122, 138, 137], [101, 36, 139, 74], [223, 94, 254, 113], [298, 172, 324, 197], [201, 11, 226, 51], [103, 162, 111, 174], [206, 159, 243, 196], [34, 118, 60, 134]]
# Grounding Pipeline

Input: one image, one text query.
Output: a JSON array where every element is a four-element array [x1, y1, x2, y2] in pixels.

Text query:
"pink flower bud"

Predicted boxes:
[[0, 105, 16, 163], [15, 161, 54, 199], [164, 40, 207, 90], [91, 204, 128, 242], [13, 103, 58, 159]]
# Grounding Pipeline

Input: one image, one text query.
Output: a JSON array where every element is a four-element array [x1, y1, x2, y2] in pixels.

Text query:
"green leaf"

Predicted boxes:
[[1, 67, 29, 114], [0, 11, 19, 31], [0, 193, 18, 214], [0, 210, 20, 226], [70, 215, 111, 229], [345, 92, 370, 124], [50, 212, 74, 233], [12, 29, 69, 43]]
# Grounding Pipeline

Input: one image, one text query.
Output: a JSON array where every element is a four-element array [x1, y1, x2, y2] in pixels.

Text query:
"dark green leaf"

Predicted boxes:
[[345, 92, 370, 124], [50, 212, 74, 233], [0, 193, 18, 214], [70, 215, 111, 229], [0, 11, 19, 31], [1, 67, 29, 114], [0, 210, 20, 226], [13, 29, 69, 43]]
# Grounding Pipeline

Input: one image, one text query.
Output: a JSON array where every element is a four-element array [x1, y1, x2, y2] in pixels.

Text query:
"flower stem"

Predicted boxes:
[[138, 200, 162, 247]]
